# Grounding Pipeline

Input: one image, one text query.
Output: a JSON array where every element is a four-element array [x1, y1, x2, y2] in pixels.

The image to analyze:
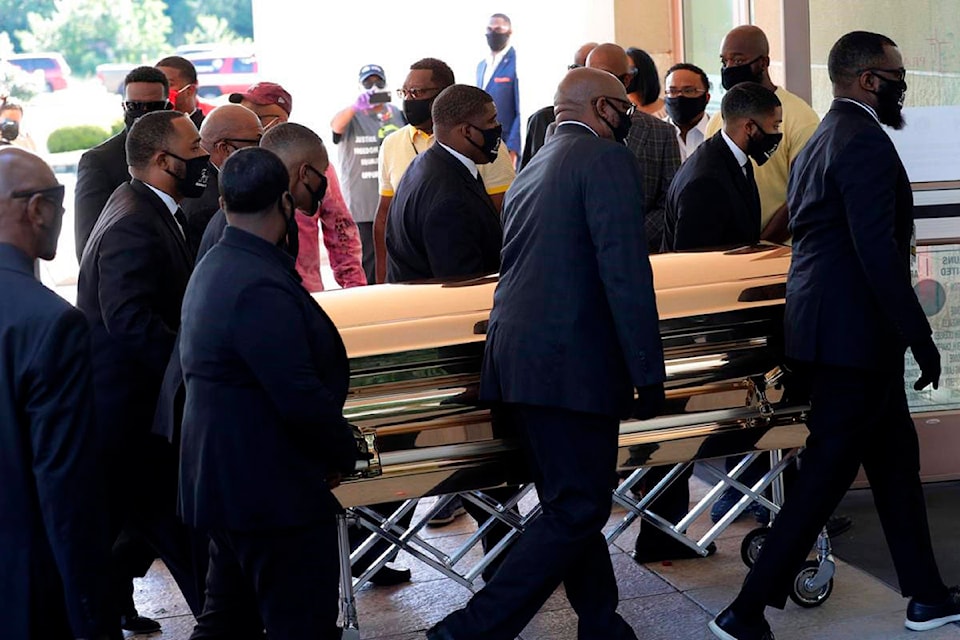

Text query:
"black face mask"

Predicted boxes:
[[467, 123, 502, 163], [746, 121, 783, 166], [303, 165, 328, 214], [871, 75, 908, 130], [486, 32, 509, 52], [721, 56, 764, 90], [598, 101, 633, 144], [278, 193, 299, 259], [403, 98, 434, 128], [164, 152, 210, 198], [665, 95, 708, 126]]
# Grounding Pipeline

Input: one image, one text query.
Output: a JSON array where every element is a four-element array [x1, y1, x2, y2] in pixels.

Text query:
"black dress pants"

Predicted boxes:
[[440, 403, 637, 640], [736, 363, 945, 610], [190, 519, 341, 640]]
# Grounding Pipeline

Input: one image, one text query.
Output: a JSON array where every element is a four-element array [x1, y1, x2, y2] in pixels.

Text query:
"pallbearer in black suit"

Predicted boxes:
[[633, 82, 781, 566], [429, 68, 666, 640], [665, 81, 780, 251], [77, 110, 210, 617], [0, 148, 116, 640], [74, 66, 171, 260], [710, 32, 960, 640], [385, 84, 503, 283], [179, 148, 358, 640]]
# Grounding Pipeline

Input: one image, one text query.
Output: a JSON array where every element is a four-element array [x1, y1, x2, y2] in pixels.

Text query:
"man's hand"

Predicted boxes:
[[353, 90, 374, 113], [912, 336, 941, 391], [633, 383, 665, 420]]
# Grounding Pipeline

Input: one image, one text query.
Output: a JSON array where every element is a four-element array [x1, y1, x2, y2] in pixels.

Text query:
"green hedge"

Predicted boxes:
[[46, 125, 111, 153]]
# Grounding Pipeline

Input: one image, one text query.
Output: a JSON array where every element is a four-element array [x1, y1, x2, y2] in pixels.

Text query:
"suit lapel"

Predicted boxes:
[[131, 180, 195, 268], [432, 145, 499, 217]]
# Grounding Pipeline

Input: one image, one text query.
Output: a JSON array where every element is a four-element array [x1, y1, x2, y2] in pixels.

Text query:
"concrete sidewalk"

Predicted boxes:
[[127, 502, 960, 640]]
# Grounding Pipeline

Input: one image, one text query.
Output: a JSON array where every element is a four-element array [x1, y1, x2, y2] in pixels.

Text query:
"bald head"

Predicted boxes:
[[200, 104, 263, 169], [554, 67, 630, 141], [0, 147, 63, 260], [586, 43, 630, 78], [722, 26, 770, 59], [573, 42, 598, 68]]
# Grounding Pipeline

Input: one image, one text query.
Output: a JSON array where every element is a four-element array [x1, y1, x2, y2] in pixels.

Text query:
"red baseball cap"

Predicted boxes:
[[228, 82, 293, 116]]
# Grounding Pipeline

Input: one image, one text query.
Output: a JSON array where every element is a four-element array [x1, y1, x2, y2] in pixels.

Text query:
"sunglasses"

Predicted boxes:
[[11, 184, 66, 213], [123, 100, 172, 112]]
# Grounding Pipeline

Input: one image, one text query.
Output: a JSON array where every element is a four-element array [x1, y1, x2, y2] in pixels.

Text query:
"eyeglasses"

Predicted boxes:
[[665, 87, 708, 98], [11, 184, 66, 213], [123, 100, 172, 112], [396, 87, 441, 100], [598, 96, 636, 116], [221, 136, 262, 149], [567, 63, 583, 70], [859, 67, 907, 81]]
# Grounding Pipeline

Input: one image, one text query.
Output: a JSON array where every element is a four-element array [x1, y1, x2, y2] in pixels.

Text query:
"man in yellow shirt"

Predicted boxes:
[[374, 57, 514, 283], [705, 25, 819, 243]]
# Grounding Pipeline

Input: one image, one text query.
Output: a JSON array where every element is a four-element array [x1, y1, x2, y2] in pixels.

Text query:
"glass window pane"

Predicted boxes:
[[683, 0, 737, 114]]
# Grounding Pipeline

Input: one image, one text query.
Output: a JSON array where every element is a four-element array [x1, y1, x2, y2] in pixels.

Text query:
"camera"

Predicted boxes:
[[0, 118, 18, 143]]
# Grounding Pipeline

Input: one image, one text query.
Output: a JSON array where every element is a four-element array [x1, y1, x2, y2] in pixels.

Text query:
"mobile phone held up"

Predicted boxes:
[[369, 91, 391, 104]]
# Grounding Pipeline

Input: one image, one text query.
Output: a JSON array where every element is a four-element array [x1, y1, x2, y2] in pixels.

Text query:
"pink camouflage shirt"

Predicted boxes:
[[295, 164, 366, 292]]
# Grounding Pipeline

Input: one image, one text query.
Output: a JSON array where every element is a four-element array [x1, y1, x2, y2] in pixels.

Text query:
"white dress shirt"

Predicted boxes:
[[669, 113, 712, 163], [143, 182, 186, 238], [720, 130, 750, 177], [437, 141, 479, 179], [481, 45, 511, 90]]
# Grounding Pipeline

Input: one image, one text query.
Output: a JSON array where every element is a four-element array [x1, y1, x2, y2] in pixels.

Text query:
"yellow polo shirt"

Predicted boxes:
[[377, 123, 515, 197], [705, 86, 820, 232]]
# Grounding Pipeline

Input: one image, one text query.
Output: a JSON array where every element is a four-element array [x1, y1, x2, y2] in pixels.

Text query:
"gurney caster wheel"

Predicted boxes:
[[740, 527, 767, 568], [789, 559, 833, 608]]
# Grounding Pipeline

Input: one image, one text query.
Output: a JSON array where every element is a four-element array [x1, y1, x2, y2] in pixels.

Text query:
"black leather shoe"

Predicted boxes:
[[369, 564, 412, 587], [632, 538, 717, 564], [906, 585, 960, 631], [426, 621, 457, 640], [708, 606, 774, 640], [120, 614, 161, 634], [824, 514, 853, 538]]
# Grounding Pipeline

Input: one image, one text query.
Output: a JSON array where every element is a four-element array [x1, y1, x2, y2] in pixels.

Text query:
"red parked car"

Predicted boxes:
[[6, 53, 71, 92]]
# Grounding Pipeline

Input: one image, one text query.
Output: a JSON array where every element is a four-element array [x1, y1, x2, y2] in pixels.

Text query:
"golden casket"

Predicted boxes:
[[316, 244, 807, 509]]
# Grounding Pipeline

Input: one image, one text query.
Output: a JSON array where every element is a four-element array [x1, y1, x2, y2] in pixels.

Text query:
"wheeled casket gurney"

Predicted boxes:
[[314, 245, 833, 636]]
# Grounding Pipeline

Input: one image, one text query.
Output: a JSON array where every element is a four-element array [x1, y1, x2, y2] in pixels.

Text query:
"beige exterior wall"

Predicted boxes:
[[614, 0, 677, 84]]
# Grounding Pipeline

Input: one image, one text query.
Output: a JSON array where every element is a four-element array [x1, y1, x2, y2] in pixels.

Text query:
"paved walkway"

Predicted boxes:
[[128, 489, 960, 640]]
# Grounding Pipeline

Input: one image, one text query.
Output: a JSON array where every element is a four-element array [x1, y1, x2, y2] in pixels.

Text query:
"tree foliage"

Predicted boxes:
[[17, 0, 173, 76], [0, 0, 56, 51], [184, 15, 251, 47]]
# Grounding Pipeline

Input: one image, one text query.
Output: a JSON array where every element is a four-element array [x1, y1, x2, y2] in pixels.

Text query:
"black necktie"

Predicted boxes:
[[475, 171, 486, 192], [174, 207, 188, 240]]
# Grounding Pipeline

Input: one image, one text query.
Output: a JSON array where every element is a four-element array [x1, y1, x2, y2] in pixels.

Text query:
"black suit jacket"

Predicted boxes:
[[385, 144, 501, 283], [74, 130, 128, 260], [625, 112, 682, 253], [153, 204, 226, 445], [180, 162, 220, 257], [0, 244, 115, 639], [518, 105, 555, 172], [178, 227, 357, 531], [77, 179, 194, 450], [664, 132, 761, 251], [479, 124, 666, 419], [786, 99, 929, 371]]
